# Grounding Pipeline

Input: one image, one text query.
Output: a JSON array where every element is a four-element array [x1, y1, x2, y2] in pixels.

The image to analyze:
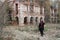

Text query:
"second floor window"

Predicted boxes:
[[16, 3, 18, 14], [30, 0, 33, 3], [25, 0, 28, 1]]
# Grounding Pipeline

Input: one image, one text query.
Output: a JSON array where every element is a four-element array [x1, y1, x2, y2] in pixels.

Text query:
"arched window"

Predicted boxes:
[[15, 3, 18, 15], [30, 17, 33, 24], [35, 17, 38, 22], [35, 17, 38, 24], [24, 17, 28, 24]]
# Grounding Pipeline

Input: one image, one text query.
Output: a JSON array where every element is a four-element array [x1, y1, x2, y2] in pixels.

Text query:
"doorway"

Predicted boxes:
[[30, 17, 33, 24], [24, 17, 28, 24]]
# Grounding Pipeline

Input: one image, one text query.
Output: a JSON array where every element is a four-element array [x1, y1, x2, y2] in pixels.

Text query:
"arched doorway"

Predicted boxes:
[[24, 17, 28, 24], [35, 17, 38, 24], [8, 10, 12, 21], [30, 17, 33, 24], [15, 16, 19, 24], [40, 17, 43, 21]]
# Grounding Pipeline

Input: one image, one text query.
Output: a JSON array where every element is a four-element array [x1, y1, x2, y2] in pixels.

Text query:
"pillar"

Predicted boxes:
[[19, 7, 24, 26], [27, 16, 30, 24], [19, 13, 24, 26], [33, 17, 35, 25]]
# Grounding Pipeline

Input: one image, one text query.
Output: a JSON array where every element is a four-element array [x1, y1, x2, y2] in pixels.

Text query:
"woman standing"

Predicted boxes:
[[38, 18, 45, 36]]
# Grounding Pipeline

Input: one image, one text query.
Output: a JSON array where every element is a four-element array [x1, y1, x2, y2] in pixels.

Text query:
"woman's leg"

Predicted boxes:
[[40, 29, 43, 36]]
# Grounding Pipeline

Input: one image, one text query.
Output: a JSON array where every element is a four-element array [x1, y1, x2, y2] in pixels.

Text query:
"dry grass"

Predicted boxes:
[[1, 23, 60, 40]]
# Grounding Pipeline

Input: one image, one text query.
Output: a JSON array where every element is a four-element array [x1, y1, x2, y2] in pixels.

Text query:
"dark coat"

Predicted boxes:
[[38, 21, 45, 31]]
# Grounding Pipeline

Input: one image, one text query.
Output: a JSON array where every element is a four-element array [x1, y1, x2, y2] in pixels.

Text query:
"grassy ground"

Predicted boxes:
[[0, 23, 60, 40]]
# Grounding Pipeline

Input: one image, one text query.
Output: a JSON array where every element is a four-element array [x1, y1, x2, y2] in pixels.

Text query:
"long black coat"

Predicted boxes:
[[38, 21, 45, 31]]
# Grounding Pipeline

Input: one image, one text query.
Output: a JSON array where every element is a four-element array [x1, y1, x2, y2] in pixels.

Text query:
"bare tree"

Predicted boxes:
[[38, 0, 50, 23], [0, 0, 12, 37]]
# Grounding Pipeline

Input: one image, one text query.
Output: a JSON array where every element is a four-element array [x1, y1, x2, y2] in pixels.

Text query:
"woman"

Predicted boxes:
[[38, 19, 45, 36]]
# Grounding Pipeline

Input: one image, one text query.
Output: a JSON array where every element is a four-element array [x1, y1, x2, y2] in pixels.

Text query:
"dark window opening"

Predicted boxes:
[[40, 17, 43, 21], [30, 0, 33, 3], [16, 3, 18, 15], [30, 5, 34, 13], [35, 17, 38, 24], [25, 0, 28, 1], [8, 10, 12, 21], [24, 17, 28, 24], [40, 8, 43, 14], [40, 11, 43, 14], [15, 17, 19, 24], [30, 17, 33, 24], [35, 17, 38, 22]]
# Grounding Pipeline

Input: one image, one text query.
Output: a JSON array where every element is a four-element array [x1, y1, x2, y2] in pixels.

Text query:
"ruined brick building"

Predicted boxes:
[[7, 0, 45, 26], [4, 0, 60, 26]]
